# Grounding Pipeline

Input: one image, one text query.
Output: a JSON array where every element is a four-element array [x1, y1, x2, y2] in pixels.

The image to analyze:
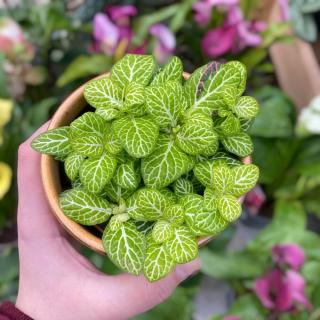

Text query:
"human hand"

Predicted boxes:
[[15, 123, 200, 320]]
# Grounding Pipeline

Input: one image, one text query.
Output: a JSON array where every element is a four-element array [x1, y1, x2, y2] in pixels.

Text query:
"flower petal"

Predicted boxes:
[[272, 244, 305, 270], [106, 5, 137, 23]]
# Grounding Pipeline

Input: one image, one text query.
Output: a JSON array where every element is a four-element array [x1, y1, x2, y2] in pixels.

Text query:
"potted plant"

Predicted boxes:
[[31, 54, 259, 282]]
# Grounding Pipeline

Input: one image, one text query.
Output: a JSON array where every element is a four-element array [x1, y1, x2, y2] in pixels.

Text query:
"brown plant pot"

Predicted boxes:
[[41, 72, 251, 255]]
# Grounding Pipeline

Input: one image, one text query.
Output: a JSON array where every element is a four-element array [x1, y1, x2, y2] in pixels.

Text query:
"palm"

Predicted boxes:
[[16, 124, 199, 320]]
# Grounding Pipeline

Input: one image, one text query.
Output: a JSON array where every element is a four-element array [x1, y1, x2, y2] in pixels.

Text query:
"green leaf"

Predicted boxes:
[[163, 204, 185, 226], [229, 164, 259, 197], [112, 115, 159, 158], [216, 194, 242, 222], [160, 188, 178, 205], [84, 77, 123, 109], [176, 113, 218, 155], [200, 248, 265, 279], [113, 162, 140, 190], [79, 153, 117, 194], [102, 221, 145, 275], [222, 85, 238, 107], [151, 56, 183, 85], [96, 107, 120, 121], [180, 194, 228, 236], [128, 188, 167, 221], [203, 187, 217, 211], [59, 189, 112, 225], [173, 178, 195, 197], [144, 243, 175, 282], [233, 96, 259, 119], [184, 65, 205, 109], [64, 152, 84, 181], [212, 164, 233, 194], [200, 139, 219, 157], [145, 81, 183, 128], [111, 54, 156, 90], [31, 126, 71, 157], [164, 225, 198, 264], [141, 134, 193, 189], [192, 62, 242, 115], [221, 132, 253, 157], [56, 54, 111, 87], [209, 151, 242, 166], [152, 220, 174, 244], [70, 112, 106, 137], [135, 220, 154, 236], [71, 135, 104, 158], [218, 114, 241, 136], [122, 82, 145, 116], [104, 130, 122, 155], [104, 180, 134, 203], [223, 61, 247, 96], [193, 160, 220, 187]]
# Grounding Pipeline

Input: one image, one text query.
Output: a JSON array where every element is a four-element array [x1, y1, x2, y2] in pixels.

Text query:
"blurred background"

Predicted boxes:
[[1, 0, 320, 319]]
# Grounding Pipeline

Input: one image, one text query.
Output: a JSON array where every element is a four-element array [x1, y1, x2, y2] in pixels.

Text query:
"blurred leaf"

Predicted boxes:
[[262, 22, 291, 48], [169, 0, 194, 32], [133, 287, 196, 320], [302, 0, 320, 13], [250, 87, 295, 138], [0, 53, 9, 98], [226, 294, 266, 320], [239, 48, 267, 75], [200, 248, 266, 279], [302, 261, 320, 284], [0, 247, 19, 283], [57, 55, 112, 87]]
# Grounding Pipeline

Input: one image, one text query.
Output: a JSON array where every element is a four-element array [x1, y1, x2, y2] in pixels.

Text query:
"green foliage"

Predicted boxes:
[[32, 54, 260, 281]]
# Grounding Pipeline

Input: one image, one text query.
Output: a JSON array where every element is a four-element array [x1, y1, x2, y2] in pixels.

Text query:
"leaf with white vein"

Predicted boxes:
[[59, 189, 112, 225], [200, 139, 219, 157], [135, 220, 154, 236], [152, 220, 174, 244], [31, 126, 71, 157], [79, 153, 117, 194], [123, 82, 145, 111], [141, 134, 193, 189], [84, 77, 123, 109], [221, 132, 253, 157], [163, 204, 185, 226], [151, 56, 183, 85], [164, 225, 198, 264], [193, 160, 224, 187], [222, 61, 247, 96], [96, 107, 120, 121], [233, 96, 259, 119], [103, 221, 145, 275], [113, 161, 140, 190], [112, 115, 159, 158], [209, 151, 242, 167], [203, 187, 217, 211], [216, 194, 242, 222], [176, 113, 218, 155], [212, 164, 233, 194], [104, 180, 134, 203], [104, 131, 122, 155], [229, 164, 259, 197], [222, 85, 238, 107], [219, 114, 241, 136], [71, 135, 104, 157], [173, 178, 194, 197], [111, 54, 156, 90], [145, 81, 183, 128], [64, 152, 84, 181], [144, 244, 175, 282]]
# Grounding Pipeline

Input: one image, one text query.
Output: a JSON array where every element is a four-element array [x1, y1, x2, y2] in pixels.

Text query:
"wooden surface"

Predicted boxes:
[[265, 0, 320, 109], [41, 72, 251, 254]]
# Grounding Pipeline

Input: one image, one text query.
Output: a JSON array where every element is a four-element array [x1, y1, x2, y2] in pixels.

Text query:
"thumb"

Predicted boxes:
[[106, 258, 200, 319]]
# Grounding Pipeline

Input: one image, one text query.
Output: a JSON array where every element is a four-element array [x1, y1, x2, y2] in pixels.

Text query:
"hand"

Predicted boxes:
[[16, 123, 200, 320]]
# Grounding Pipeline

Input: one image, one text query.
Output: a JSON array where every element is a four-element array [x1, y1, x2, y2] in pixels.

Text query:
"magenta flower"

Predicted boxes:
[[92, 5, 137, 56], [254, 268, 311, 311], [149, 24, 176, 64], [193, 0, 239, 27], [244, 185, 266, 215], [201, 6, 266, 58], [272, 244, 305, 271]]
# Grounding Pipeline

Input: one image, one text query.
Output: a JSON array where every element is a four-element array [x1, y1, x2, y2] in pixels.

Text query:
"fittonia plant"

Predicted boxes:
[[31, 54, 260, 282]]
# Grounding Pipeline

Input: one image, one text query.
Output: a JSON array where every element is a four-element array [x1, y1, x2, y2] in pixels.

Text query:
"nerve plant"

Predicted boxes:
[[32, 54, 260, 282]]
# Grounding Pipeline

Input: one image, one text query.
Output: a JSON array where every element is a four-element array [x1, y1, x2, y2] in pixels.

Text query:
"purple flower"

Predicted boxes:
[[254, 268, 311, 311], [149, 24, 176, 63], [279, 0, 290, 21], [201, 5, 266, 58], [244, 185, 266, 215], [106, 5, 137, 25], [272, 244, 305, 271], [201, 26, 237, 58], [193, 0, 239, 26], [223, 316, 240, 320]]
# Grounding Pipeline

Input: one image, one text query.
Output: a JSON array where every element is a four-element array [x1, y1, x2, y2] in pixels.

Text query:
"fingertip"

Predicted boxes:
[[174, 258, 201, 283]]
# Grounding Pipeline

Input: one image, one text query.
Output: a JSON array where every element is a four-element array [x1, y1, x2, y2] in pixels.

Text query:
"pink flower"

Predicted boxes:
[[223, 316, 240, 320], [92, 5, 137, 56], [244, 185, 266, 215], [201, 6, 266, 58], [193, 0, 239, 26], [254, 268, 311, 311], [272, 244, 305, 271], [202, 26, 237, 57], [149, 24, 176, 63], [279, 0, 290, 21]]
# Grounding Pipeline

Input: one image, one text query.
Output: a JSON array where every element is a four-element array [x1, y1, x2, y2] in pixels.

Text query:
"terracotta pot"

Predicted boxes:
[[41, 72, 251, 254]]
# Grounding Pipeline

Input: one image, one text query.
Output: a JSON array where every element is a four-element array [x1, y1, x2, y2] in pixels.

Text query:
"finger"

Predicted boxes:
[[97, 258, 200, 319], [17, 121, 63, 241]]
